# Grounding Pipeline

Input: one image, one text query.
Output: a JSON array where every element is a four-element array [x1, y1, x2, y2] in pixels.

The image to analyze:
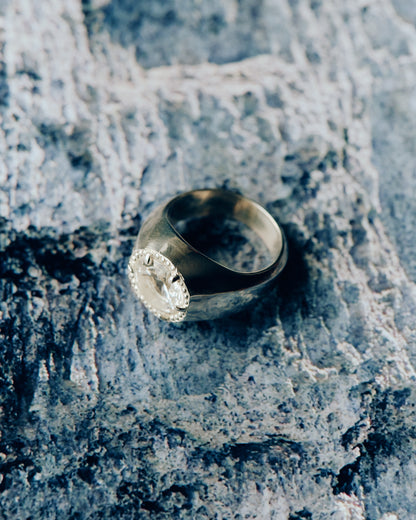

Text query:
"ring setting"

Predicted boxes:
[[128, 248, 190, 322], [128, 189, 287, 322]]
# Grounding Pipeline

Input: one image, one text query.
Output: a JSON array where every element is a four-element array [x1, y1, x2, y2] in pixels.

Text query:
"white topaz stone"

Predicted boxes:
[[128, 249, 190, 322]]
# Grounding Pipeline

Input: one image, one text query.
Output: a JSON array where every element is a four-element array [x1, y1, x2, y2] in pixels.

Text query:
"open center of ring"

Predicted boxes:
[[128, 249, 190, 322]]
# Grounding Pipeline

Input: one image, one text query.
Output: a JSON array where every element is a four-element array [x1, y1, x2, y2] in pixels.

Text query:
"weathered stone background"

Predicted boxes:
[[1, 0, 416, 518]]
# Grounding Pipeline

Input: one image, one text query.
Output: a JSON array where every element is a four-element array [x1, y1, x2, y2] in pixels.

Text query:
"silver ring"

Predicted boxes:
[[128, 189, 287, 322]]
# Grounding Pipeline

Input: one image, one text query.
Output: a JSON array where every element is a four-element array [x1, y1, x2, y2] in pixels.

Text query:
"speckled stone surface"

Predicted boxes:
[[1, 1, 416, 519]]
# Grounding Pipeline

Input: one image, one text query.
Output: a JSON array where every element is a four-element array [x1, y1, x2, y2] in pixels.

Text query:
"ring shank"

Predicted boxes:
[[165, 189, 283, 270]]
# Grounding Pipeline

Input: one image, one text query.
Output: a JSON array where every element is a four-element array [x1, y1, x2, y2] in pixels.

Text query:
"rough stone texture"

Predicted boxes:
[[1, 0, 416, 519]]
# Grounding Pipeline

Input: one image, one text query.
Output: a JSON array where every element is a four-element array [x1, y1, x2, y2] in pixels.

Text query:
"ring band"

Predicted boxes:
[[128, 189, 287, 322]]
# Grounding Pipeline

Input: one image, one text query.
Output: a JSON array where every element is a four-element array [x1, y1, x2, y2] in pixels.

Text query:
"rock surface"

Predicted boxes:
[[1, 0, 416, 518]]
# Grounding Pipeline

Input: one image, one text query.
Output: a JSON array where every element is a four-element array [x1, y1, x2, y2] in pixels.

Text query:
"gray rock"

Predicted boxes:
[[1, 0, 416, 519]]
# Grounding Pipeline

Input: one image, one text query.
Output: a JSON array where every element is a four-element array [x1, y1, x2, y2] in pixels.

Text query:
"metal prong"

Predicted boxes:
[[170, 274, 180, 284], [144, 253, 153, 266]]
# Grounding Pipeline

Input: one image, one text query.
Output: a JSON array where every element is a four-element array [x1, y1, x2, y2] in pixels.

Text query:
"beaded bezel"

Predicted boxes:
[[128, 248, 190, 322]]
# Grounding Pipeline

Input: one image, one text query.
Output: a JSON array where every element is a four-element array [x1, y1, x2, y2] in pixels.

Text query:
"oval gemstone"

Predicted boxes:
[[128, 249, 190, 322]]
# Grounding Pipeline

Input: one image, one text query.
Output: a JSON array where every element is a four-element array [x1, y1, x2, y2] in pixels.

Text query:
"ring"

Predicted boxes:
[[128, 189, 287, 322]]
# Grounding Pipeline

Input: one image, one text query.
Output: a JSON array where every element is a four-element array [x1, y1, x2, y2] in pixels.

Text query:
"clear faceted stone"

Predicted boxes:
[[129, 250, 189, 321]]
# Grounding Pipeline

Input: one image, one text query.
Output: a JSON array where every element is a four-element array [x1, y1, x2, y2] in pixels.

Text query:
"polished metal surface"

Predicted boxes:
[[129, 189, 287, 321]]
